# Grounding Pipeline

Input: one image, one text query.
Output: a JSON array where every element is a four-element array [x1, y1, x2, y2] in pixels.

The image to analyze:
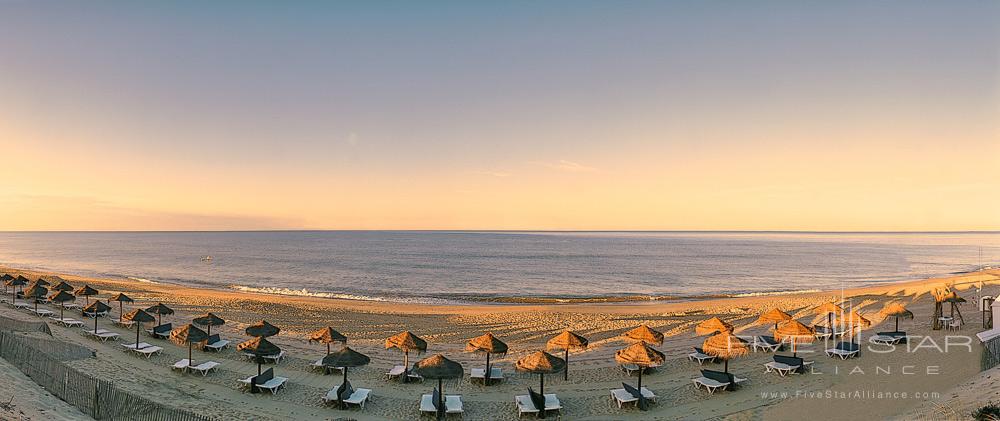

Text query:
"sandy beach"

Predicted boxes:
[[1, 265, 998, 420]]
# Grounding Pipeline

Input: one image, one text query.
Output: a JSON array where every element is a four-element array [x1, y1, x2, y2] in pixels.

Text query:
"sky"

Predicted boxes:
[[1, 1, 998, 231]]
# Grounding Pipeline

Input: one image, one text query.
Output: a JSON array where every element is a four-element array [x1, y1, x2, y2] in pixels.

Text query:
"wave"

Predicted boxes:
[[228, 285, 454, 304], [732, 289, 822, 297], [126, 276, 160, 284]]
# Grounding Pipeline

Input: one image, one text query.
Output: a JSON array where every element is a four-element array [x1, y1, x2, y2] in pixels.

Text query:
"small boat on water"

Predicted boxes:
[[201, 256, 213, 262]]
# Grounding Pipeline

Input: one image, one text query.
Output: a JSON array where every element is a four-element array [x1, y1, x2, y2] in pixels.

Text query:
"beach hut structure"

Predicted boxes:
[[386, 331, 427, 383], [814, 302, 843, 331], [941, 290, 966, 325], [245, 319, 280, 338], [145, 303, 174, 325], [615, 342, 665, 394], [309, 327, 347, 354], [193, 313, 226, 337], [321, 346, 370, 408], [83, 301, 111, 333], [695, 317, 734, 336], [109, 293, 133, 323], [702, 330, 750, 373], [757, 308, 793, 331], [880, 302, 914, 332], [48, 290, 75, 320], [413, 354, 464, 420], [123, 309, 156, 347], [171, 324, 209, 370], [515, 351, 565, 418], [623, 324, 665, 346], [6, 275, 28, 305], [74, 285, 99, 305], [774, 320, 815, 357], [466, 332, 508, 385], [52, 280, 74, 292], [546, 330, 588, 381], [23, 284, 47, 313], [238, 336, 282, 375]]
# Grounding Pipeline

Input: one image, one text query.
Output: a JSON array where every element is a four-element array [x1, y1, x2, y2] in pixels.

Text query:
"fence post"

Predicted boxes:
[[92, 381, 100, 419]]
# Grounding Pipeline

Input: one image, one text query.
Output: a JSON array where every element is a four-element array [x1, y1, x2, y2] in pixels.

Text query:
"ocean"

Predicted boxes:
[[0, 231, 996, 304]]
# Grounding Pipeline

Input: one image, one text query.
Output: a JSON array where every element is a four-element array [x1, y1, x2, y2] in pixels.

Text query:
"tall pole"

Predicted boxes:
[[637, 366, 643, 389], [437, 378, 444, 421], [564, 349, 569, 381], [485, 352, 491, 384]]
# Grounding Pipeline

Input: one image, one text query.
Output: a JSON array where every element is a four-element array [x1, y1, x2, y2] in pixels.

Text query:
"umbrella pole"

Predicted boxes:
[[403, 349, 409, 383], [339, 367, 348, 409], [189, 342, 193, 369], [564, 349, 569, 381], [724, 359, 729, 374], [438, 378, 444, 421], [60, 306, 64, 320], [118, 302, 123, 323], [258, 360, 262, 376], [485, 352, 491, 385], [895, 317, 899, 332], [638, 367, 643, 389], [327, 342, 331, 355], [94, 313, 98, 334], [135, 324, 140, 347]]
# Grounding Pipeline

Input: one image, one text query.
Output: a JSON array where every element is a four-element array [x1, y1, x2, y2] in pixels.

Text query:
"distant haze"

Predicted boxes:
[[1, 2, 997, 231]]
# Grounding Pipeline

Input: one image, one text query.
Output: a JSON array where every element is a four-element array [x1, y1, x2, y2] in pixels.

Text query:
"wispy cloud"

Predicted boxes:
[[531, 160, 598, 173]]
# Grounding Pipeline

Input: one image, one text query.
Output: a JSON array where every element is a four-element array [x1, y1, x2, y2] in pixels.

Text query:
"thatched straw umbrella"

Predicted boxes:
[[245, 320, 280, 338], [193, 313, 226, 337], [48, 290, 75, 320], [145, 303, 174, 325], [32, 278, 50, 287], [309, 327, 347, 354], [702, 330, 750, 373], [23, 284, 47, 313], [109, 293, 133, 323], [546, 330, 588, 381], [413, 354, 464, 420], [774, 320, 814, 357], [6, 275, 28, 305], [941, 290, 966, 324], [238, 336, 282, 376], [385, 331, 427, 383], [0, 274, 12, 293], [515, 351, 566, 418], [123, 309, 156, 347], [814, 302, 843, 331], [615, 342, 665, 392], [171, 324, 208, 369], [74, 285, 99, 305], [757, 308, 793, 331], [466, 332, 508, 385], [83, 301, 111, 334], [880, 302, 914, 332], [52, 280, 74, 292], [695, 317, 734, 336], [623, 324, 664, 345], [322, 347, 370, 408]]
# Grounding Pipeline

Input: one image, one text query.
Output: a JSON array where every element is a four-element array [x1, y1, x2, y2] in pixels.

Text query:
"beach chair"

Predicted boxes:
[[32, 308, 53, 317], [764, 355, 802, 376], [61, 303, 80, 310], [112, 319, 135, 328], [825, 342, 860, 359], [253, 370, 287, 395], [687, 347, 717, 365], [420, 388, 464, 416], [386, 365, 406, 380], [172, 359, 191, 372], [132, 345, 163, 358], [82, 309, 109, 318], [610, 382, 657, 409], [312, 358, 344, 374], [261, 350, 285, 364], [146, 323, 172, 339], [692, 369, 748, 394], [12, 302, 30, 310], [84, 329, 120, 342], [754, 335, 782, 352], [202, 334, 230, 351], [514, 389, 562, 418], [122, 342, 153, 351], [470, 367, 503, 383], [190, 361, 220, 376], [870, 331, 907, 345], [53, 317, 84, 327]]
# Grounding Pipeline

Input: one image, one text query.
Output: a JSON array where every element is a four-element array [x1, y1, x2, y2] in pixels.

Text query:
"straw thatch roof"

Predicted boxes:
[[246, 320, 280, 337], [74, 285, 98, 297], [0, 274, 12, 282], [836, 310, 871, 327], [109, 293, 133, 302], [193, 313, 226, 327], [309, 327, 347, 344], [83, 301, 111, 314], [123, 309, 156, 323], [546, 330, 589, 351], [774, 320, 815, 344], [814, 302, 843, 315], [170, 323, 208, 345], [385, 331, 427, 352], [756, 308, 793, 325], [695, 317, 733, 336], [145, 303, 174, 316], [23, 284, 47, 298], [52, 281, 74, 292], [702, 331, 750, 360], [6, 275, 29, 286], [237, 336, 281, 357], [515, 351, 566, 374], [48, 290, 75, 304], [940, 290, 966, 303], [880, 302, 914, 319], [31, 278, 50, 287], [466, 332, 508, 356], [412, 354, 464, 379], [622, 324, 665, 345], [614, 342, 665, 367], [321, 346, 370, 368]]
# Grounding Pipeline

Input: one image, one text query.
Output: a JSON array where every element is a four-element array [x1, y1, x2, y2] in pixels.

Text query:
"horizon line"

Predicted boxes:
[[1, 229, 999, 234]]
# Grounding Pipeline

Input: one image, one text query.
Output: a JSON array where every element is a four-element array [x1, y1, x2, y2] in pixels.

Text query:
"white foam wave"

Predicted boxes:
[[732, 289, 822, 297], [228, 284, 451, 304], [126, 276, 160, 284]]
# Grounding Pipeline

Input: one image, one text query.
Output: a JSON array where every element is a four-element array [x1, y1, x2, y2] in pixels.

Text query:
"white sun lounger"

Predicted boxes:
[[691, 377, 730, 394], [240, 376, 287, 394], [470, 367, 503, 382], [385, 365, 423, 382], [203, 338, 230, 351], [311, 358, 344, 373], [53, 317, 84, 327], [173, 359, 191, 371], [754, 336, 781, 352], [420, 394, 464, 415], [610, 387, 657, 408], [870, 334, 905, 345], [112, 320, 135, 328], [515, 394, 561, 417], [688, 350, 716, 365], [243, 350, 284, 363], [12, 302, 30, 309], [122, 342, 152, 350], [84, 330, 120, 342], [61, 303, 80, 309], [621, 363, 661, 375], [826, 347, 859, 359], [190, 361, 220, 376], [83, 310, 109, 318], [132, 345, 162, 358], [32, 308, 53, 317], [322, 387, 372, 409], [764, 361, 800, 376]]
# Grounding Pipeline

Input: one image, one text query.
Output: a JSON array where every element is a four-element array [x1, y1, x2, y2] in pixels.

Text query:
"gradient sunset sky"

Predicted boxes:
[[1, 2, 998, 231]]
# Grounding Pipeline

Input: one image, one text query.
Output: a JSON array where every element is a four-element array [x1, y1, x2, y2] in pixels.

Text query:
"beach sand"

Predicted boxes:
[[1, 265, 998, 420]]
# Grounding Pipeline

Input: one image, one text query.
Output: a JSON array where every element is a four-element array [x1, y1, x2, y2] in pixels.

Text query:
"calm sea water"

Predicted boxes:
[[0, 231, 997, 304]]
